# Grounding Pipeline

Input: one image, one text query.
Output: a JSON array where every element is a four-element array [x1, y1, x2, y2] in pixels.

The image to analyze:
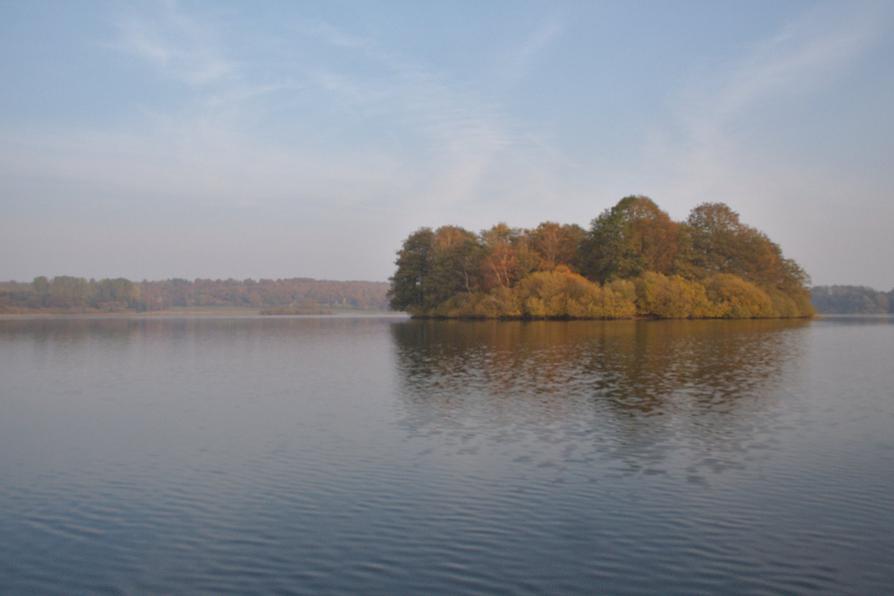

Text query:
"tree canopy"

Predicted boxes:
[[389, 196, 814, 319], [811, 285, 893, 314], [0, 277, 390, 313]]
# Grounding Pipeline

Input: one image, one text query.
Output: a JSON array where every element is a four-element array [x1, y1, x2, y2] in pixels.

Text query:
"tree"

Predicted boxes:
[[31, 276, 49, 307], [388, 196, 815, 319], [633, 272, 713, 318], [388, 228, 435, 312], [529, 222, 586, 270], [704, 274, 775, 318], [480, 223, 520, 289], [581, 196, 681, 282], [428, 226, 484, 303], [95, 278, 140, 308], [685, 202, 813, 317], [810, 285, 887, 314], [47, 276, 94, 308]]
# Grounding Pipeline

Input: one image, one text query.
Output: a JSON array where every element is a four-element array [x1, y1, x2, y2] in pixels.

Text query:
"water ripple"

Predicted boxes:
[[0, 316, 892, 593]]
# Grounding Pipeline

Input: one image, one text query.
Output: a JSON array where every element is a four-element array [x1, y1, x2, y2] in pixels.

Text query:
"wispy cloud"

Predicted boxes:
[[94, 8, 568, 216], [292, 17, 563, 211], [498, 18, 563, 86], [293, 19, 370, 50], [110, 0, 235, 87], [647, 2, 888, 202], [1, 7, 528, 223], [633, 1, 892, 284], [8, 2, 887, 284]]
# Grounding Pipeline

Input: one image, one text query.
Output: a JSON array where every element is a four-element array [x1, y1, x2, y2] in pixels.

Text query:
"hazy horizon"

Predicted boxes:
[[2, 1, 893, 288]]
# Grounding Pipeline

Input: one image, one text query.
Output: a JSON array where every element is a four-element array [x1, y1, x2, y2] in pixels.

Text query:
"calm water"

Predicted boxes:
[[1, 315, 893, 594]]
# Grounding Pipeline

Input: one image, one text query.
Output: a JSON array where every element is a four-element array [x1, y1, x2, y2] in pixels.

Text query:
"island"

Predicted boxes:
[[388, 196, 814, 319]]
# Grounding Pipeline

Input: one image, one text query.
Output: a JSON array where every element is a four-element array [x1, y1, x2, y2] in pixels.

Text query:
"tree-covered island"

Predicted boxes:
[[389, 196, 814, 319]]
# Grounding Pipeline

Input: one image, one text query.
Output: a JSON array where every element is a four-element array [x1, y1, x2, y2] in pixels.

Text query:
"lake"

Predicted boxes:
[[1, 315, 892, 594]]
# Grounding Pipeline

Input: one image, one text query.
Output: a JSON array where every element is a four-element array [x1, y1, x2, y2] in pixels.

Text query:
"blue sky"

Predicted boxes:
[[2, 0, 892, 287]]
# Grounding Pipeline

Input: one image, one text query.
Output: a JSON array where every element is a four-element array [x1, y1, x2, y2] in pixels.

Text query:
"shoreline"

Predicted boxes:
[[407, 313, 815, 321], [0, 307, 405, 319]]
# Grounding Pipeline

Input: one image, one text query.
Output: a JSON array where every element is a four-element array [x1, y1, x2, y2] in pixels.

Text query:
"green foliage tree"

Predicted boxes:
[[388, 228, 435, 312], [428, 226, 484, 303], [684, 202, 814, 317], [581, 196, 681, 282], [687, 202, 782, 285]]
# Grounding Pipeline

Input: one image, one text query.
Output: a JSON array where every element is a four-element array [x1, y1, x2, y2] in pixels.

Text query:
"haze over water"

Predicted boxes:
[[2, 315, 892, 593]]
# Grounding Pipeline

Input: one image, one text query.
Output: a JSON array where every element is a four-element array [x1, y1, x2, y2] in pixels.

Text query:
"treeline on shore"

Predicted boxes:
[[811, 285, 894, 314], [0, 277, 389, 313], [388, 196, 814, 320]]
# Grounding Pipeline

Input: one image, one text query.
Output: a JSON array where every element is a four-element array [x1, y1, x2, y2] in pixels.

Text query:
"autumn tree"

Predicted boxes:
[[95, 278, 140, 308], [428, 226, 484, 303], [388, 196, 814, 319], [480, 224, 519, 289], [529, 222, 586, 270], [47, 276, 94, 308], [581, 196, 681, 282], [685, 202, 813, 315]]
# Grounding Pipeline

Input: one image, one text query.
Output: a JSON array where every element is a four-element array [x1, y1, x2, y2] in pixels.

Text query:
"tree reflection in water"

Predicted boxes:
[[390, 319, 810, 479]]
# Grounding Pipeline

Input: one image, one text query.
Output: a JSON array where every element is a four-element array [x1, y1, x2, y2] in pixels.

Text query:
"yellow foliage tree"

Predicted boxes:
[[634, 272, 714, 318], [704, 274, 775, 318]]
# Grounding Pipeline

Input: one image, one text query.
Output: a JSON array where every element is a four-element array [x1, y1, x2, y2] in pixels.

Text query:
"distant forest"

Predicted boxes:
[[389, 196, 814, 320], [811, 285, 894, 314], [0, 277, 389, 313]]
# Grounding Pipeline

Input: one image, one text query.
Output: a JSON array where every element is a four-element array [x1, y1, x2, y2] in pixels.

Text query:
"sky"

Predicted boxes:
[[1, 0, 893, 288]]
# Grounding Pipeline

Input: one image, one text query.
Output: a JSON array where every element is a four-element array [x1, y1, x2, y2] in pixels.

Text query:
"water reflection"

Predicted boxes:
[[0, 315, 397, 344], [2, 315, 892, 593], [391, 319, 810, 477]]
